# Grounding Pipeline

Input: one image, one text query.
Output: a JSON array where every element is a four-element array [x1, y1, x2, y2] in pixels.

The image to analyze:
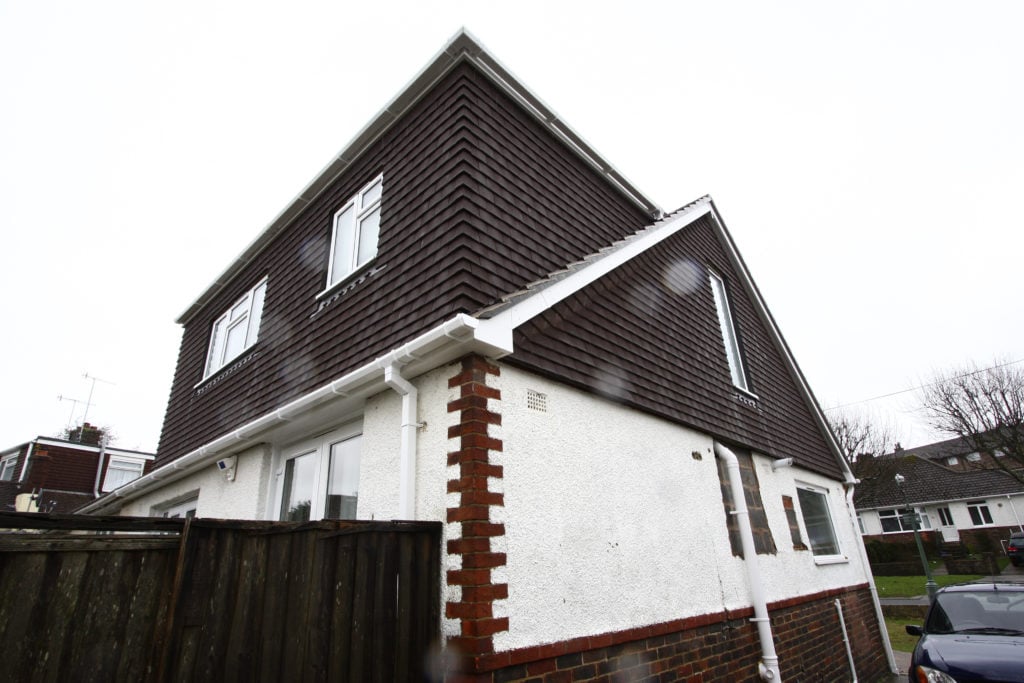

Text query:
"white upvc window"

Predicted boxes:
[[160, 496, 198, 519], [967, 501, 994, 526], [0, 453, 18, 481], [796, 484, 842, 559], [966, 452, 982, 462], [276, 427, 362, 522], [102, 456, 145, 492], [327, 175, 383, 290], [204, 278, 268, 379], [937, 506, 954, 526], [709, 271, 751, 393], [879, 507, 932, 533]]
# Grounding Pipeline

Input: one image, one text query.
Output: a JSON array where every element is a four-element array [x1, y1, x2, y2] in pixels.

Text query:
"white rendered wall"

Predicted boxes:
[[494, 365, 873, 652], [358, 365, 453, 523], [119, 443, 272, 519], [860, 494, 1024, 536]]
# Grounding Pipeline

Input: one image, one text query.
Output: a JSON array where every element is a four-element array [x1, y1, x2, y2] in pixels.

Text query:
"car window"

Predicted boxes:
[[928, 591, 1024, 634]]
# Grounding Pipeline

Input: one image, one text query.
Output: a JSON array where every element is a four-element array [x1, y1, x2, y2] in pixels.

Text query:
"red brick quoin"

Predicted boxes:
[[446, 355, 507, 673]]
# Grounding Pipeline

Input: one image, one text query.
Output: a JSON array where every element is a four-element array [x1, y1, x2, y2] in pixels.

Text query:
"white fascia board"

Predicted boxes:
[[31, 437, 155, 460], [706, 203, 853, 482], [78, 313, 499, 515], [477, 201, 711, 341]]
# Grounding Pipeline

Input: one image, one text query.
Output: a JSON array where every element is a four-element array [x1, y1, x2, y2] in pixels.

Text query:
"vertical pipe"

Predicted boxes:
[[835, 598, 858, 682], [384, 364, 418, 520], [713, 442, 781, 681]]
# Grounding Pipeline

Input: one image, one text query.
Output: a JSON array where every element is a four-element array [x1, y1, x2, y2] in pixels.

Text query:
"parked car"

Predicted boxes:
[[1007, 531, 1024, 567], [905, 583, 1024, 682]]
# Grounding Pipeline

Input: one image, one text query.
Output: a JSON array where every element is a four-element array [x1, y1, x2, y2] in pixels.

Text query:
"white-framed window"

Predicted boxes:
[[967, 501, 994, 526], [159, 495, 198, 519], [102, 456, 145, 492], [966, 452, 982, 462], [709, 271, 750, 393], [879, 507, 932, 533], [856, 513, 865, 534], [204, 277, 267, 379], [946, 456, 959, 466], [796, 484, 842, 559], [327, 175, 382, 290], [276, 427, 362, 522], [937, 506, 954, 526], [0, 453, 18, 481]]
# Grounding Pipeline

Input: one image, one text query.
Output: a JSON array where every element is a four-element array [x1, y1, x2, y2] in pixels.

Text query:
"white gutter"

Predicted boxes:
[[79, 313, 496, 515], [843, 479, 898, 676], [384, 363, 419, 520], [713, 442, 781, 682]]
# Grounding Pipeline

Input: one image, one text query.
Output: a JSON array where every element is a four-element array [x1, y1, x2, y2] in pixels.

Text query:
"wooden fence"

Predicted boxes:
[[0, 512, 441, 681]]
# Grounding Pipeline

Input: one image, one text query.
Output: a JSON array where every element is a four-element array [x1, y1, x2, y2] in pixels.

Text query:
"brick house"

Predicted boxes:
[[0, 424, 154, 513], [79, 30, 892, 681]]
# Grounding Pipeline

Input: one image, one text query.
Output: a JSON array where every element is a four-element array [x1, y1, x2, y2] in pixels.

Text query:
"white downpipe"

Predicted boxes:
[[18, 442, 34, 483], [835, 599, 858, 682], [92, 443, 106, 498], [384, 363, 418, 520], [713, 442, 781, 682], [844, 482, 897, 676]]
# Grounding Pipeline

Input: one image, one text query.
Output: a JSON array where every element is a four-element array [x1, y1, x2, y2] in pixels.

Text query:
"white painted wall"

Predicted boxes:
[[493, 365, 872, 652], [860, 494, 1024, 537], [119, 443, 272, 518]]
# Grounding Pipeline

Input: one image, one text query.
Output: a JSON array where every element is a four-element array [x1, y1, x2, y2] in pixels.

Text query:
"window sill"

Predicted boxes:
[[315, 260, 382, 301], [812, 554, 849, 566], [194, 347, 259, 393]]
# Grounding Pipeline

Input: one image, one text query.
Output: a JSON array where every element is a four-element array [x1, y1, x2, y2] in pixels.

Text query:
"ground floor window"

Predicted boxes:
[[160, 496, 198, 519], [278, 427, 361, 522], [879, 507, 932, 533], [796, 484, 841, 557], [937, 506, 954, 526], [967, 501, 994, 526]]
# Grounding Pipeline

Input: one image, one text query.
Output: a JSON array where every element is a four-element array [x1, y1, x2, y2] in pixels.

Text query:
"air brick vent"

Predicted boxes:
[[527, 389, 547, 412]]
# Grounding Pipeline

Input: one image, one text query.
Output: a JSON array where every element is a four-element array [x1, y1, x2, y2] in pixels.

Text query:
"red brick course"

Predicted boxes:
[[447, 355, 508, 660]]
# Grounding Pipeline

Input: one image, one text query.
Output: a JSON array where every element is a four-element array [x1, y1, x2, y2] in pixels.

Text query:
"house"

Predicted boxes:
[[78, 30, 892, 681], [854, 436, 1024, 554], [0, 423, 154, 513]]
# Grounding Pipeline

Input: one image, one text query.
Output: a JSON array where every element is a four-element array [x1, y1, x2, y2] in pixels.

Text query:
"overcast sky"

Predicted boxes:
[[1, 1, 1021, 453]]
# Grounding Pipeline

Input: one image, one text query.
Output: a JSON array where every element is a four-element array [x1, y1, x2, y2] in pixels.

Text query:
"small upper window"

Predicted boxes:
[[204, 278, 267, 378], [966, 452, 982, 462], [102, 456, 145, 492], [709, 271, 750, 393], [327, 175, 382, 290], [0, 453, 18, 481], [946, 456, 959, 466], [796, 485, 841, 558]]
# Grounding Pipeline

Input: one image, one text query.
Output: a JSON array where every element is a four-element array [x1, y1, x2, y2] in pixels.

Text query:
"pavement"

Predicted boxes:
[[877, 562, 1023, 682]]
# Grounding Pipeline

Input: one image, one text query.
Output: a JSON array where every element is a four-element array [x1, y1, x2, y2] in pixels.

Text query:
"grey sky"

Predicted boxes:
[[1, 1, 1021, 452]]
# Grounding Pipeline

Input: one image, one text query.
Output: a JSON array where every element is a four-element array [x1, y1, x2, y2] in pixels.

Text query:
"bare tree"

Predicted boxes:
[[828, 408, 899, 463], [919, 359, 1024, 483]]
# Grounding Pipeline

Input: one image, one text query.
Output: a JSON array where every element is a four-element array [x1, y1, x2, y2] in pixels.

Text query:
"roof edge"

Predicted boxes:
[[176, 28, 661, 325]]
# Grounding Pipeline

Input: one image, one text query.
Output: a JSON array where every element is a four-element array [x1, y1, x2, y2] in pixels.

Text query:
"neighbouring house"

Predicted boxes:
[[0, 423, 154, 513], [854, 436, 1024, 557], [78, 30, 892, 681]]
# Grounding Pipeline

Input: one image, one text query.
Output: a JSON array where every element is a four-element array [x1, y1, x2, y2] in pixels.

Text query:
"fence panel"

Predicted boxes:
[[0, 513, 441, 682]]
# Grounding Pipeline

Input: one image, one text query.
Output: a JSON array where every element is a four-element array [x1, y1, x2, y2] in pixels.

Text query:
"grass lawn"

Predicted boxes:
[[885, 615, 922, 652], [874, 573, 984, 597]]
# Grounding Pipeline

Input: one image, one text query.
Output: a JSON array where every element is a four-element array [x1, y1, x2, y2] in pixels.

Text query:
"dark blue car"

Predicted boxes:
[[905, 582, 1024, 682]]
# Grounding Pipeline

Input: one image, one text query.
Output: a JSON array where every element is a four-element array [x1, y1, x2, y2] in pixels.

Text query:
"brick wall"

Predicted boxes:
[[447, 585, 889, 682], [446, 355, 508, 662]]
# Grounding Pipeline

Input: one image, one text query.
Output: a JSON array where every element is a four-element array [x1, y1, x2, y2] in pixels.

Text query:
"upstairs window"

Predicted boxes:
[[327, 175, 382, 290], [709, 271, 750, 393], [102, 456, 145, 492], [204, 278, 267, 378], [0, 453, 18, 481]]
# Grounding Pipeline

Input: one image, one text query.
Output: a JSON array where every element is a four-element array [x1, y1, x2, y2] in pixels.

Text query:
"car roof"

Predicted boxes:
[[938, 582, 1024, 594]]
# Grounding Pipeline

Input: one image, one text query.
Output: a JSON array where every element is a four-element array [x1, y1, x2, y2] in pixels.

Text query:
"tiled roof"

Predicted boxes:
[[854, 454, 1024, 509]]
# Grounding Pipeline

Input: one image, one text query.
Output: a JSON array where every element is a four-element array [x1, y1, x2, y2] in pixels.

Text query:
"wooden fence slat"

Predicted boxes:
[[327, 534, 356, 681]]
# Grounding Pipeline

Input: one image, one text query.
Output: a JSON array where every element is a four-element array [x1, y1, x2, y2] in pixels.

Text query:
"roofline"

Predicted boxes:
[[856, 490, 1024, 511], [176, 28, 662, 325], [706, 201, 855, 483], [31, 437, 155, 460]]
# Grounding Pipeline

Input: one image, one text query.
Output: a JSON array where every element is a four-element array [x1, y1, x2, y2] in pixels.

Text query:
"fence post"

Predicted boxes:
[[156, 516, 193, 683]]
